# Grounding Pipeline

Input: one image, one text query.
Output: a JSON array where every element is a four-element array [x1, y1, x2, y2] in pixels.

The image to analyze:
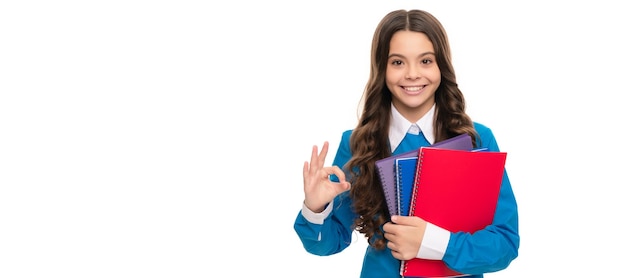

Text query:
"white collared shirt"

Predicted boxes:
[[389, 103, 436, 152]]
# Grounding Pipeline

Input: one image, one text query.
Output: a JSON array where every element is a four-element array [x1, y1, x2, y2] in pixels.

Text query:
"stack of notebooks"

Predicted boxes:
[[375, 133, 507, 277]]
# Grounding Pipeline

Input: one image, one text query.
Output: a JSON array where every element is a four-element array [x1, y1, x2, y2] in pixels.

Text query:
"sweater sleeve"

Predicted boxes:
[[293, 130, 359, 256]]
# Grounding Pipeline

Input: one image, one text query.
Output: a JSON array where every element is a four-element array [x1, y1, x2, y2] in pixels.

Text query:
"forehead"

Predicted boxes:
[[389, 30, 434, 54]]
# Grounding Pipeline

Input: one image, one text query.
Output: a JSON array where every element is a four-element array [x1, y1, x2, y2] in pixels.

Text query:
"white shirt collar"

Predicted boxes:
[[389, 104, 436, 152]]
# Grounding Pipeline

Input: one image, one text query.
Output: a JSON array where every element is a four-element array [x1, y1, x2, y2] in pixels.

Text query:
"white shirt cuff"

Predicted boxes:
[[301, 200, 333, 225], [416, 222, 450, 260]]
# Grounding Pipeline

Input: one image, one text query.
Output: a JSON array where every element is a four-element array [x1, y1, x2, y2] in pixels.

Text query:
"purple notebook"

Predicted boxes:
[[375, 133, 473, 216]]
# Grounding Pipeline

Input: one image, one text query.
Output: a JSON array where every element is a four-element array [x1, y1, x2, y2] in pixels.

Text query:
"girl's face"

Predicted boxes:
[[385, 30, 441, 123]]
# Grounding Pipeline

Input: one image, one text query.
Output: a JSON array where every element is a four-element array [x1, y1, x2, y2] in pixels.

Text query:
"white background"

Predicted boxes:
[[1, 0, 625, 277]]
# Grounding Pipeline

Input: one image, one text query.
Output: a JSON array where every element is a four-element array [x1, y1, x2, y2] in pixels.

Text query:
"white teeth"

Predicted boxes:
[[405, 86, 424, 91]]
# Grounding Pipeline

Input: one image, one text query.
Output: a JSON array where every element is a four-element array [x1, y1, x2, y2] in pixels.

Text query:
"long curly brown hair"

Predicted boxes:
[[345, 9, 479, 250]]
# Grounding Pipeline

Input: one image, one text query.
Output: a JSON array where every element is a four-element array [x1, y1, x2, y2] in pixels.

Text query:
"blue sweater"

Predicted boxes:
[[294, 122, 520, 277]]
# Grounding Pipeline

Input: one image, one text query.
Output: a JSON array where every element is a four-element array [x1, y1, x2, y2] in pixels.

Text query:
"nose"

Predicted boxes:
[[405, 64, 421, 80]]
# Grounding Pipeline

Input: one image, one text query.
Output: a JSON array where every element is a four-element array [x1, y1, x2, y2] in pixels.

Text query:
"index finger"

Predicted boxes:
[[328, 165, 348, 182]]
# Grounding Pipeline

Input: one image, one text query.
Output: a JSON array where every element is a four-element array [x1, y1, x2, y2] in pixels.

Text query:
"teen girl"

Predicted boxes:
[[294, 9, 519, 277]]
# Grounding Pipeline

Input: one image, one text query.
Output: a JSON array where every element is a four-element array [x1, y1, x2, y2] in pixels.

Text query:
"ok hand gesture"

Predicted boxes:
[[302, 141, 351, 213]]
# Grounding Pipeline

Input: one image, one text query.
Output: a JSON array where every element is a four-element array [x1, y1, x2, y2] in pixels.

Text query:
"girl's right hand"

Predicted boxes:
[[302, 141, 351, 213]]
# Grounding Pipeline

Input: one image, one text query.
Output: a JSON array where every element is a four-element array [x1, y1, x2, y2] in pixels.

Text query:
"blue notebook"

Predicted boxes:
[[395, 157, 417, 216]]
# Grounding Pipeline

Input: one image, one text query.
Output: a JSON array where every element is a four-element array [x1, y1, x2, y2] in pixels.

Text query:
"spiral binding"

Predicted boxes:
[[395, 160, 403, 216], [408, 148, 426, 216], [376, 166, 397, 216]]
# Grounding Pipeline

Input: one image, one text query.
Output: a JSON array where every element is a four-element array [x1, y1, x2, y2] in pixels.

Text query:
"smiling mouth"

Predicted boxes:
[[403, 86, 425, 91]]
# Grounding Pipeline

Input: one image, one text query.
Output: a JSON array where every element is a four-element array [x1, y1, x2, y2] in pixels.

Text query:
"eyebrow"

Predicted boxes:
[[388, 52, 436, 59]]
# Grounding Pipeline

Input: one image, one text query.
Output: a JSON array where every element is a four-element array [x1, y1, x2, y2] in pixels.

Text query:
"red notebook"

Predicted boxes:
[[401, 147, 507, 278]]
